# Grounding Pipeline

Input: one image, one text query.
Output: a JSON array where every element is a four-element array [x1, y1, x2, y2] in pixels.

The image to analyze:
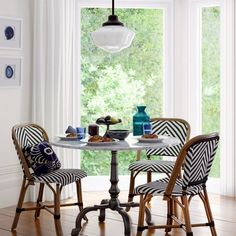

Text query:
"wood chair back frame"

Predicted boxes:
[[11, 123, 87, 236], [136, 132, 219, 236], [12, 123, 49, 182], [126, 118, 191, 212]]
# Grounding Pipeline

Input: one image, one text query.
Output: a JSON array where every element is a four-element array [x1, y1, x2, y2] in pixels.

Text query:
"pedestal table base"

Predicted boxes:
[[71, 151, 152, 236]]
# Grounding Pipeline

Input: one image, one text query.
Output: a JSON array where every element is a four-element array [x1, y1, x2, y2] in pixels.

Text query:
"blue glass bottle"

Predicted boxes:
[[133, 105, 150, 136]]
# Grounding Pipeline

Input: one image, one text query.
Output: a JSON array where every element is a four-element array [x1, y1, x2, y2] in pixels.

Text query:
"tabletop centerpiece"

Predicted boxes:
[[96, 115, 130, 140]]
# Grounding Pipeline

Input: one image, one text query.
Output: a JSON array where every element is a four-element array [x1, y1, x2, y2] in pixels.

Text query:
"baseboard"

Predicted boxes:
[[0, 164, 26, 208]]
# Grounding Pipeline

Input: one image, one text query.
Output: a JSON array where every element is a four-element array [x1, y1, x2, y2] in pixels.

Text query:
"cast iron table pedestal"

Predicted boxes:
[[71, 150, 151, 236]]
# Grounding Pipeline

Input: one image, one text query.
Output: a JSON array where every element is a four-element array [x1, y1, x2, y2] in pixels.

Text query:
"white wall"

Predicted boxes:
[[0, 0, 33, 208]]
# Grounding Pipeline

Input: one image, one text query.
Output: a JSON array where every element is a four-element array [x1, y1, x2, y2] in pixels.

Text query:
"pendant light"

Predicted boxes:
[[91, 0, 135, 53]]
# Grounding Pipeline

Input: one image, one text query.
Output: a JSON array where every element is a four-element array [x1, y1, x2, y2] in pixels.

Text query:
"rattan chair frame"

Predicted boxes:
[[127, 118, 191, 210], [136, 132, 219, 236], [11, 123, 86, 236]]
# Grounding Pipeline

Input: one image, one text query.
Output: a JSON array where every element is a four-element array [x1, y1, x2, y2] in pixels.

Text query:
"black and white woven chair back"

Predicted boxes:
[[182, 134, 219, 189], [146, 119, 190, 157], [14, 124, 45, 148], [12, 124, 47, 173]]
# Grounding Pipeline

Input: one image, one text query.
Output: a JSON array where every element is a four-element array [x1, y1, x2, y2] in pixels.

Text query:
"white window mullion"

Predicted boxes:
[[163, 1, 174, 117], [188, 0, 235, 196], [220, 0, 235, 196], [173, 0, 190, 119], [188, 1, 201, 136]]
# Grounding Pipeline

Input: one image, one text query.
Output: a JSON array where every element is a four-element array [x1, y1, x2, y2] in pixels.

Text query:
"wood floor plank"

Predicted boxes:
[[0, 191, 235, 236]]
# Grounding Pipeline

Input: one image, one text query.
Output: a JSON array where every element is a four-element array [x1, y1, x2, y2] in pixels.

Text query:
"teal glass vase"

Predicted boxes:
[[133, 105, 150, 136]]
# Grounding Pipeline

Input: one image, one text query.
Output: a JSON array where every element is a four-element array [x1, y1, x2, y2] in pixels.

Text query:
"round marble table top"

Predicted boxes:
[[50, 135, 180, 152]]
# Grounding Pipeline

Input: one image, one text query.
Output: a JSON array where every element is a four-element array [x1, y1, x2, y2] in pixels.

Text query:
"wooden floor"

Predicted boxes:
[[0, 191, 236, 236]]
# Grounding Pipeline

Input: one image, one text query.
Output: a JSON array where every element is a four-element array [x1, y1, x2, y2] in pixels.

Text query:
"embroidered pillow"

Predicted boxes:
[[23, 141, 61, 176]]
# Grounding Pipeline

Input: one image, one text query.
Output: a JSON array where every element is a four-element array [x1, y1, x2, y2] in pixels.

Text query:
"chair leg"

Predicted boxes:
[[147, 171, 152, 191], [11, 177, 29, 231], [147, 171, 152, 183], [126, 171, 136, 212], [54, 184, 63, 236], [34, 183, 45, 218], [182, 195, 193, 236], [76, 180, 88, 221], [146, 171, 152, 205], [200, 188, 217, 236], [136, 194, 146, 236], [173, 199, 179, 219], [165, 198, 174, 232]]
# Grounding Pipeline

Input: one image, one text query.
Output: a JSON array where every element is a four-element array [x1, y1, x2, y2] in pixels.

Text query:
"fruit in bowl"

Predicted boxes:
[[96, 115, 122, 126], [106, 129, 130, 140]]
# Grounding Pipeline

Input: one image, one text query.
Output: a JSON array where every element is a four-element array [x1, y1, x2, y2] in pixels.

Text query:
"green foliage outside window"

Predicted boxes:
[[80, 7, 221, 177], [202, 7, 220, 177], [80, 8, 163, 175]]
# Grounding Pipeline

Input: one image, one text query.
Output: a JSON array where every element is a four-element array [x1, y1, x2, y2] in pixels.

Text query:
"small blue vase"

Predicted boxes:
[[133, 106, 150, 136]]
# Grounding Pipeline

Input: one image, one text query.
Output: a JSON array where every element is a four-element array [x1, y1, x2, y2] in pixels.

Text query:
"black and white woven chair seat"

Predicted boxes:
[[128, 160, 175, 173], [134, 177, 203, 197], [32, 168, 87, 186], [128, 119, 190, 175], [11, 123, 88, 235], [126, 119, 191, 211], [135, 133, 219, 236]]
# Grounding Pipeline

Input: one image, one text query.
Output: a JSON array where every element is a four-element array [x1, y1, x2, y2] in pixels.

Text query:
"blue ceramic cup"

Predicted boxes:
[[76, 127, 86, 139], [143, 123, 152, 135]]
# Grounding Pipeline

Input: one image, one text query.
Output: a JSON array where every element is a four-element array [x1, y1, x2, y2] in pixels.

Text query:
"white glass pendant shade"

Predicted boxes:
[[91, 25, 135, 53], [91, 0, 135, 54]]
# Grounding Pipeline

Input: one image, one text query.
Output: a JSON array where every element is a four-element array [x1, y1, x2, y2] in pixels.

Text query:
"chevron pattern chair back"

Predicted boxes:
[[146, 118, 190, 157], [12, 124, 48, 179], [182, 133, 219, 189], [135, 133, 220, 236], [11, 124, 87, 235]]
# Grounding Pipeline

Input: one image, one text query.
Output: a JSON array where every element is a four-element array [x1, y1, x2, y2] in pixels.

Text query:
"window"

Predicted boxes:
[[201, 6, 220, 177], [188, 0, 235, 194], [75, 0, 235, 194], [80, 8, 164, 175]]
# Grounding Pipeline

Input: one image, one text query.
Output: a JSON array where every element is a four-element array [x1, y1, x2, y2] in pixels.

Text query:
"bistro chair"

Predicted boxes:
[[127, 118, 190, 209], [11, 123, 87, 236], [135, 132, 219, 236]]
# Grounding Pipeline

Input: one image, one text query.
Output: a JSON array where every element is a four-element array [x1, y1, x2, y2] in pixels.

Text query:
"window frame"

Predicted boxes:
[[76, 0, 236, 195], [76, 0, 174, 117], [76, 0, 174, 190], [188, 0, 235, 195]]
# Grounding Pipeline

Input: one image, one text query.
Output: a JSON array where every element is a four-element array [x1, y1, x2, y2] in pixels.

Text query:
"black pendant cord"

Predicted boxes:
[[102, 0, 124, 26], [112, 0, 114, 15]]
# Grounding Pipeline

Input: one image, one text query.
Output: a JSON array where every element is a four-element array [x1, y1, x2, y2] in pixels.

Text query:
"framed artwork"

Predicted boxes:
[[0, 57, 22, 87], [0, 17, 22, 49]]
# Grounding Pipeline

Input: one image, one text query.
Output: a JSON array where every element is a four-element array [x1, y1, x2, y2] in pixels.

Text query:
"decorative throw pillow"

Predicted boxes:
[[23, 141, 61, 176]]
